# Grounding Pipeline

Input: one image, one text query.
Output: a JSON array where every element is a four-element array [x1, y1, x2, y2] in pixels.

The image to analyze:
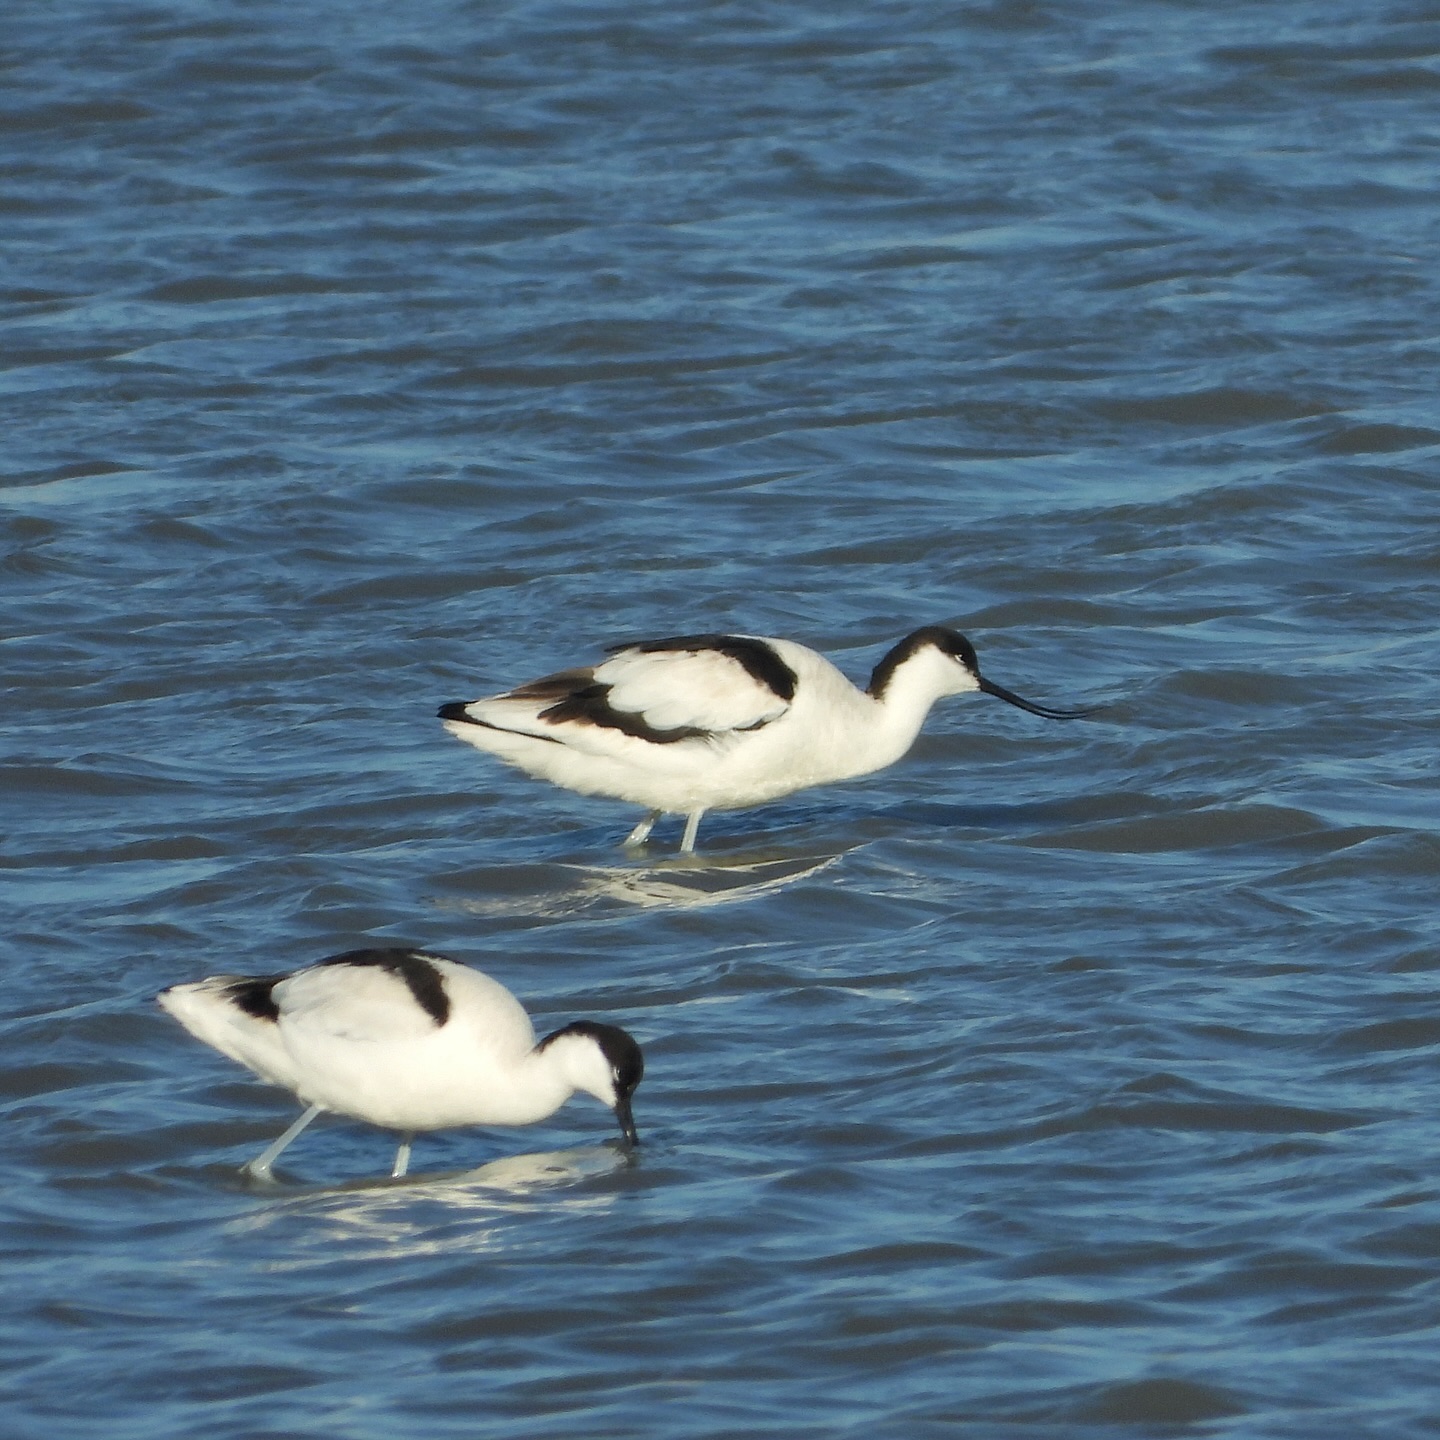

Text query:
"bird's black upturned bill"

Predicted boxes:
[[978, 676, 1099, 721]]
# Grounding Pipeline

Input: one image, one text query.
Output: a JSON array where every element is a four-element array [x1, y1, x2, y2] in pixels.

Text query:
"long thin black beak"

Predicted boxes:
[[615, 1092, 639, 1147], [978, 675, 1097, 721]]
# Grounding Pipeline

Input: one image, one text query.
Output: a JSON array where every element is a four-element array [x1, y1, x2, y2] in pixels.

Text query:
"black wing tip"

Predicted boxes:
[[156, 974, 282, 1022], [438, 701, 475, 722], [222, 975, 284, 1022]]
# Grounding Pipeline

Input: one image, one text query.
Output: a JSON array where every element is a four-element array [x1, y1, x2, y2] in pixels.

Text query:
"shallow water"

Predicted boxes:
[[4, 0, 1440, 1435]]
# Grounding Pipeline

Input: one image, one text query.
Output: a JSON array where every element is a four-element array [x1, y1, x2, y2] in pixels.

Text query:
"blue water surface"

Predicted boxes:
[[3, 1, 1439, 1436]]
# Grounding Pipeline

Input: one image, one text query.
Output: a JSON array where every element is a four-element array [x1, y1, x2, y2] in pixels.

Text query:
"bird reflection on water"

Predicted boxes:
[[440, 849, 842, 919], [228, 1144, 632, 1261]]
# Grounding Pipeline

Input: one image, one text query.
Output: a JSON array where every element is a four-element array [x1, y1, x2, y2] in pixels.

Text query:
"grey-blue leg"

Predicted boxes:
[[245, 1103, 323, 1181], [392, 1133, 414, 1179], [624, 810, 662, 846], [680, 809, 704, 853]]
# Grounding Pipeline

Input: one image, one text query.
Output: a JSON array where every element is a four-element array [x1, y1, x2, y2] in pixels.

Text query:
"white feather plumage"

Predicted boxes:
[[159, 949, 643, 1179], [440, 627, 1092, 851]]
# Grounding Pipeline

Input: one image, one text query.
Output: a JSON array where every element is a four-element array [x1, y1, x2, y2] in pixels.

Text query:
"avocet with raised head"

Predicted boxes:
[[439, 626, 1094, 852], [159, 947, 644, 1180]]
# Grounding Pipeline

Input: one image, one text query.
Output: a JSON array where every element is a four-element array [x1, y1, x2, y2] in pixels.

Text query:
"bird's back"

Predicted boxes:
[[163, 956, 548, 1130]]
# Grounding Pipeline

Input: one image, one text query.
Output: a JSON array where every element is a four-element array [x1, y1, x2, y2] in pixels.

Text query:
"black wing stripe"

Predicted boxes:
[[611, 634, 798, 703], [538, 682, 710, 745], [315, 948, 452, 1027]]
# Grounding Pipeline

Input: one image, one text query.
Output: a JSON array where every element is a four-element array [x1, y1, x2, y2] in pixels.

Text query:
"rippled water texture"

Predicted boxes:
[[4, 1, 1440, 1435]]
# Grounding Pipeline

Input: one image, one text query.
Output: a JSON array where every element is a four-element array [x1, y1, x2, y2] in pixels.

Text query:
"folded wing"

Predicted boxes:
[[455, 634, 796, 746], [275, 955, 454, 1045]]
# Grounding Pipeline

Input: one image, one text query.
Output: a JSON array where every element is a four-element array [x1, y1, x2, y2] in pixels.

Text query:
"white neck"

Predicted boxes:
[[509, 1033, 613, 1123], [863, 647, 978, 763]]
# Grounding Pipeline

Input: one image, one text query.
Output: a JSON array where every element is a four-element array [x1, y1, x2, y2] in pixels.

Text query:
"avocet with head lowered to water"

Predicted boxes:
[[159, 947, 644, 1181]]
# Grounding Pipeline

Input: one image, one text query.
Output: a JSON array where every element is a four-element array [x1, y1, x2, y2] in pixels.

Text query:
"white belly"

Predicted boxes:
[[446, 686, 910, 814]]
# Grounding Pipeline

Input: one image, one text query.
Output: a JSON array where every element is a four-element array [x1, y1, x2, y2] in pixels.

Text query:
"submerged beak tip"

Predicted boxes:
[[615, 1097, 639, 1147]]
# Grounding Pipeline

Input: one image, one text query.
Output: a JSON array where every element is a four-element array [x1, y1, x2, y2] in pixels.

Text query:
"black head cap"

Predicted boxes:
[[869, 626, 978, 696], [589, 1021, 645, 1097], [916, 626, 978, 671]]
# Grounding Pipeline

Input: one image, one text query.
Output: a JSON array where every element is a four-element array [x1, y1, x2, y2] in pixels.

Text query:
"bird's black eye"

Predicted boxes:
[[938, 630, 978, 672]]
